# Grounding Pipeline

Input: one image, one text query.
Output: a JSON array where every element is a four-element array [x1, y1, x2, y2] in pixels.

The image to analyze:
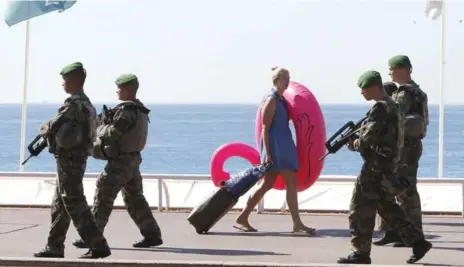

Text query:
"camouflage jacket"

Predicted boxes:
[[41, 91, 97, 155], [97, 99, 150, 154], [391, 80, 429, 138], [353, 96, 403, 169]]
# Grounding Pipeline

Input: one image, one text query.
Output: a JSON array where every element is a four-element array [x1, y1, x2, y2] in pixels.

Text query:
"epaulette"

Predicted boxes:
[[120, 103, 150, 115], [375, 100, 391, 114], [398, 84, 417, 93], [118, 103, 151, 123]]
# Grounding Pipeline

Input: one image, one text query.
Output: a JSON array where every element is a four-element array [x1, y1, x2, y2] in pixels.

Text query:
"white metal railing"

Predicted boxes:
[[0, 171, 463, 216]]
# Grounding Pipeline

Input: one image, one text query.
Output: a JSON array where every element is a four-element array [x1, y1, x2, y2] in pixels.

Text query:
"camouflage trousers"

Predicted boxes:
[[91, 155, 162, 239], [48, 156, 108, 250], [377, 139, 423, 231], [349, 163, 424, 254]]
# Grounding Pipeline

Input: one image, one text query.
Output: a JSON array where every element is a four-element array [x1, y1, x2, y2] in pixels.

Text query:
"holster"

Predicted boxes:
[[92, 137, 119, 160]]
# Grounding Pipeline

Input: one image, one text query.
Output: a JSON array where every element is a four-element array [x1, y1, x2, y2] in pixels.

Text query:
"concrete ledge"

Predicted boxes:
[[0, 205, 461, 217], [0, 176, 461, 214], [0, 258, 446, 267]]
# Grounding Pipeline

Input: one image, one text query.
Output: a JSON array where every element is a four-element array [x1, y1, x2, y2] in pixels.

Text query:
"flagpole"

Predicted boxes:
[[438, 0, 447, 178], [19, 20, 30, 172]]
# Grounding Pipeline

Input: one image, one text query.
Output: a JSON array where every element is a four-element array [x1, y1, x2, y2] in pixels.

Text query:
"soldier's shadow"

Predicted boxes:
[[424, 222, 464, 227], [0, 223, 39, 235], [207, 228, 352, 238], [424, 234, 441, 240], [436, 247, 464, 252], [430, 244, 464, 252], [208, 230, 441, 239], [111, 246, 289, 256], [372, 230, 440, 240], [421, 264, 457, 266]]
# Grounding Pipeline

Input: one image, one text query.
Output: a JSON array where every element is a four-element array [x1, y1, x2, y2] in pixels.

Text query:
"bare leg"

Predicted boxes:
[[235, 172, 278, 231], [281, 170, 315, 234]]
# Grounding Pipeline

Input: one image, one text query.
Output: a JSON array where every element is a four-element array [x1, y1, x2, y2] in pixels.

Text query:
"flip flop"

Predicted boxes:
[[292, 227, 316, 235], [233, 224, 258, 232]]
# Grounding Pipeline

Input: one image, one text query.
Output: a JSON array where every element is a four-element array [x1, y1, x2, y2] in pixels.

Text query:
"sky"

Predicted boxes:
[[0, 0, 463, 104]]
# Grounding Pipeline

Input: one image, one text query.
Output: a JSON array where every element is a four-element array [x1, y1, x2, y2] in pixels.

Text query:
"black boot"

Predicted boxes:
[[373, 230, 401, 246], [33, 245, 64, 258], [337, 252, 372, 264], [393, 241, 408, 247], [72, 239, 88, 248], [79, 248, 111, 259], [133, 237, 163, 248], [407, 240, 432, 264]]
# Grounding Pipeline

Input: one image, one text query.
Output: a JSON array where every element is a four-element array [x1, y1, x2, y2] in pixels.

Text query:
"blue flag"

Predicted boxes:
[[4, 1, 77, 27]]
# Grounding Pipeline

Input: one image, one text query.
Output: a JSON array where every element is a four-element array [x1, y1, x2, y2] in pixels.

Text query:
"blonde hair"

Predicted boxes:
[[271, 66, 290, 82]]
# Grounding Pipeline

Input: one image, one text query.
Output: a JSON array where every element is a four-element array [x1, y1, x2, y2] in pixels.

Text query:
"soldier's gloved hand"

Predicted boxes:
[[39, 123, 50, 137], [96, 114, 105, 126], [347, 137, 355, 151]]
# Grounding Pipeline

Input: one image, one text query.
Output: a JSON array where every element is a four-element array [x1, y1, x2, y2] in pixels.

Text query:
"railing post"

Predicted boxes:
[[255, 180, 264, 213], [461, 184, 464, 218], [158, 178, 163, 212], [162, 180, 170, 211], [257, 199, 264, 213]]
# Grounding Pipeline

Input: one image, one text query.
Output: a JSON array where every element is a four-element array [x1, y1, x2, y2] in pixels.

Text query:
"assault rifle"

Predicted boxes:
[[97, 105, 113, 125], [21, 134, 48, 165], [319, 116, 367, 160], [97, 103, 151, 125]]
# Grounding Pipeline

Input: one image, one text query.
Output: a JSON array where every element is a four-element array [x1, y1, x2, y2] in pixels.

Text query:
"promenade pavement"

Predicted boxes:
[[0, 208, 462, 266]]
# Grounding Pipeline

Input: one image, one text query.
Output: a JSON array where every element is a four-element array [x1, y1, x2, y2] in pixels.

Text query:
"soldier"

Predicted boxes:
[[337, 70, 431, 264], [72, 74, 163, 249], [34, 62, 111, 259], [383, 81, 398, 97], [374, 55, 428, 247]]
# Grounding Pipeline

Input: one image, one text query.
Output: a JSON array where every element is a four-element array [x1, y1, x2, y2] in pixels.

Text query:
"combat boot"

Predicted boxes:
[[79, 248, 111, 259], [337, 252, 371, 264], [407, 239, 432, 264], [133, 237, 163, 248], [393, 241, 408, 247], [72, 239, 87, 248], [33, 245, 64, 258], [373, 230, 401, 246]]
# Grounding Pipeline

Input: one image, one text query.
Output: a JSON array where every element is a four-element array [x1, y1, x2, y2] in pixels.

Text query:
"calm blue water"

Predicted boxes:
[[0, 104, 462, 178]]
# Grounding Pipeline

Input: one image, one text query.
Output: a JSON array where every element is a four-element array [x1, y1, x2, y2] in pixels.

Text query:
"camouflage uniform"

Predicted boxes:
[[375, 55, 428, 247], [337, 70, 431, 265], [383, 82, 398, 96], [34, 62, 110, 259], [73, 74, 163, 249]]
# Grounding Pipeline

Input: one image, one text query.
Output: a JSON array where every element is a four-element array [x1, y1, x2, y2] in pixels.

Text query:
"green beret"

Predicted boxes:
[[388, 55, 411, 68], [358, 70, 383, 89], [115, 74, 138, 86], [60, 62, 84, 75]]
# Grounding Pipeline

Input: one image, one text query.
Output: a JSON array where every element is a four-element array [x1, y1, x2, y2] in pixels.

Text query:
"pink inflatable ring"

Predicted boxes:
[[210, 142, 260, 187], [255, 81, 326, 192]]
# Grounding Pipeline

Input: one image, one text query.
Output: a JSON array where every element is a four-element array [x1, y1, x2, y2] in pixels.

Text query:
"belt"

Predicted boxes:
[[55, 149, 88, 157]]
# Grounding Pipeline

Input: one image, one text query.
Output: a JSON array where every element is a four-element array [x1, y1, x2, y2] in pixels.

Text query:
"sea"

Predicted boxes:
[[0, 103, 463, 178]]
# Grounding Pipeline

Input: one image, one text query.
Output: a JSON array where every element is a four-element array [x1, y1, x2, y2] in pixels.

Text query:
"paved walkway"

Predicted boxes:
[[0, 208, 462, 266]]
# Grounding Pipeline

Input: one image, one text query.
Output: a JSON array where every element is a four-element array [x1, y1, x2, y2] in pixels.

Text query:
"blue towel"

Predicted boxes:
[[221, 163, 271, 198]]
